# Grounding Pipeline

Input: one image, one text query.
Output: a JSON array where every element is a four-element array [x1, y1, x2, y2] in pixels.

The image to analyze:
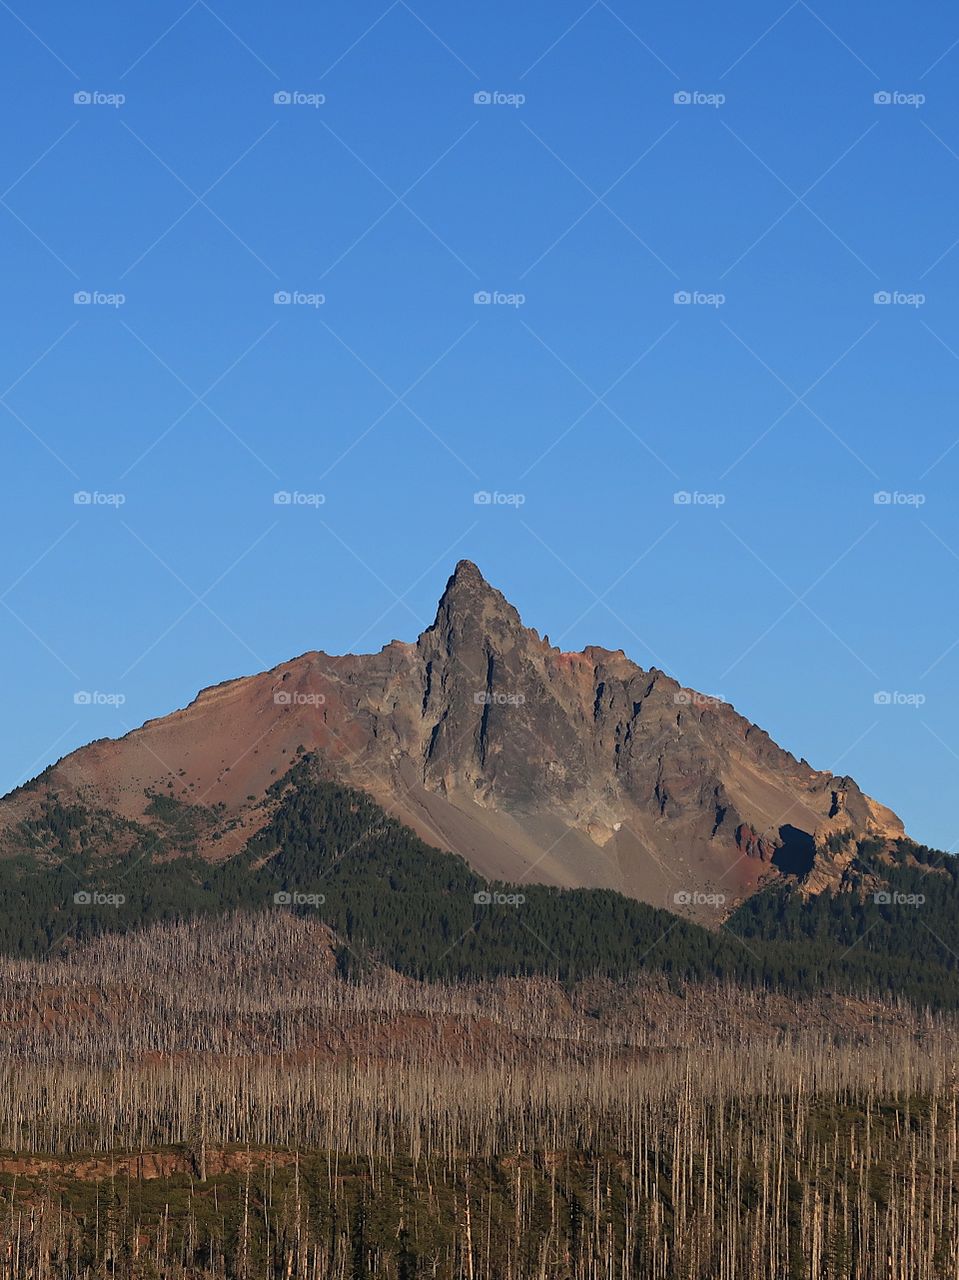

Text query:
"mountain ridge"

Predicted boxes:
[[0, 560, 903, 919]]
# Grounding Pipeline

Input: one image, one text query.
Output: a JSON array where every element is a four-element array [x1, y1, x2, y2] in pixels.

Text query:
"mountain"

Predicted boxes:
[[2, 751, 953, 1005], [0, 560, 903, 920]]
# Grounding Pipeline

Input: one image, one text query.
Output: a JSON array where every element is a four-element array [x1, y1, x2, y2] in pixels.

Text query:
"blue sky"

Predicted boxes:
[[1, 0, 958, 849]]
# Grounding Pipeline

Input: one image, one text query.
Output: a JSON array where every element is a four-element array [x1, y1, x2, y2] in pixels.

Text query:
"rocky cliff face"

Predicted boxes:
[[0, 561, 904, 919]]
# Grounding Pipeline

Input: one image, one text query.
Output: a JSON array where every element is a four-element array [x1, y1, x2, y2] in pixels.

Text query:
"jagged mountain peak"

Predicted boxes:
[[423, 560, 527, 648], [0, 561, 905, 921], [447, 558, 488, 589]]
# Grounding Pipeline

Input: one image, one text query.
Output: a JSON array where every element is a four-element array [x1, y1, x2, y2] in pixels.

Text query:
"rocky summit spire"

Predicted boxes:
[[421, 560, 526, 651], [411, 561, 562, 806], [445, 558, 487, 590]]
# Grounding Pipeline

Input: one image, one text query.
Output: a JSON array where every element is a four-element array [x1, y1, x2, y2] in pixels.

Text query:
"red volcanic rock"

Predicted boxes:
[[736, 823, 777, 864]]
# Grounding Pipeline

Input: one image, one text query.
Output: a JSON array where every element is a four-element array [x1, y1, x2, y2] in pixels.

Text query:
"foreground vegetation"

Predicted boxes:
[[3, 759, 959, 1274], [0, 914, 955, 1277]]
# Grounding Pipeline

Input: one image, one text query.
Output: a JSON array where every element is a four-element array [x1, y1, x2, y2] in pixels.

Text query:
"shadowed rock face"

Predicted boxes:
[[0, 560, 904, 920]]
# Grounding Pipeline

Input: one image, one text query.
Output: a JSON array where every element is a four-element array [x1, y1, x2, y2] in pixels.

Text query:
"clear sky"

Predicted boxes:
[[2, 1, 957, 850]]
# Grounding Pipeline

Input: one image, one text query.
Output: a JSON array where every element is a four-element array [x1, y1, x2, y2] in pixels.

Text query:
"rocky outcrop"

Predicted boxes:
[[736, 823, 777, 864]]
